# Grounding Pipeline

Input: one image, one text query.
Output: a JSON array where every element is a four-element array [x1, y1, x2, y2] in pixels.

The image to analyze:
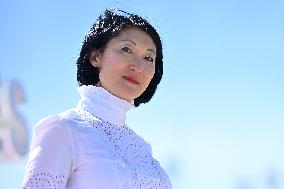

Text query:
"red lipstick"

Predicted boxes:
[[122, 76, 140, 85]]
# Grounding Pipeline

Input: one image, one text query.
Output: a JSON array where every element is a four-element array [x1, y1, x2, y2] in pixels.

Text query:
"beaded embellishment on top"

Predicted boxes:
[[77, 107, 172, 189], [23, 162, 67, 189]]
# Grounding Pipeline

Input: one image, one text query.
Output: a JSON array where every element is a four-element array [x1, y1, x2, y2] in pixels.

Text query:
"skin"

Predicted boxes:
[[89, 28, 156, 102]]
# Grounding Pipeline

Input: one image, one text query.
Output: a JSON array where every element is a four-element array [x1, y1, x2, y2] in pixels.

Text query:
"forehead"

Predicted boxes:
[[111, 28, 156, 52]]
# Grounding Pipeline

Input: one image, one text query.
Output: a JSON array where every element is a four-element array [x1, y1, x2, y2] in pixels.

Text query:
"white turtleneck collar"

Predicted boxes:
[[77, 85, 135, 126]]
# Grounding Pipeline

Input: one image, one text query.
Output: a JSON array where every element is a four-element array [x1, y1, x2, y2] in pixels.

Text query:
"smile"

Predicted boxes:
[[122, 76, 140, 85]]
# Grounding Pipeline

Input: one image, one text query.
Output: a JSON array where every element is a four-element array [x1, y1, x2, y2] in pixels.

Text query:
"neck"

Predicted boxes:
[[77, 85, 134, 126]]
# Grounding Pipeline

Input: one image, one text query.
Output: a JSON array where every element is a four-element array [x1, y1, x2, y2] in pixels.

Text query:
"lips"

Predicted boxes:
[[122, 76, 140, 85]]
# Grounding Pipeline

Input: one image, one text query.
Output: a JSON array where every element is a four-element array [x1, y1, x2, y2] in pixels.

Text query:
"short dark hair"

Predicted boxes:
[[76, 9, 163, 107]]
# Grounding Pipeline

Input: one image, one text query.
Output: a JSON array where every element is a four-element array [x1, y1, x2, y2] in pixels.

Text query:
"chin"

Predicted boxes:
[[119, 88, 142, 100]]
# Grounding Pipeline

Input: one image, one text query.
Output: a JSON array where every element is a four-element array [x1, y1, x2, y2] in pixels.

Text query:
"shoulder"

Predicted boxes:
[[34, 108, 105, 144], [33, 108, 83, 134], [126, 126, 153, 155], [31, 114, 73, 149], [138, 135, 153, 154], [31, 108, 83, 147], [33, 115, 64, 135], [33, 112, 72, 134], [33, 108, 107, 146]]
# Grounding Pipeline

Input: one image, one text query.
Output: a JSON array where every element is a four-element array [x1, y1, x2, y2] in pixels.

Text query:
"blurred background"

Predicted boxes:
[[0, 0, 283, 188]]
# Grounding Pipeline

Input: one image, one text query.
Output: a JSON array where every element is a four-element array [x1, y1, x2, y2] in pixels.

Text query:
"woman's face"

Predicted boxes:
[[90, 28, 156, 102]]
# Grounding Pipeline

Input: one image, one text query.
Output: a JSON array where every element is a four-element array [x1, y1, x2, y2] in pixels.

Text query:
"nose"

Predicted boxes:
[[128, 58, 143, 74]]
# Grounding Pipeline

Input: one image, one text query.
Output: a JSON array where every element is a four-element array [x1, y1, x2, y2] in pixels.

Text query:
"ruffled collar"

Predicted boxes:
[[77, 85, 135, 126]]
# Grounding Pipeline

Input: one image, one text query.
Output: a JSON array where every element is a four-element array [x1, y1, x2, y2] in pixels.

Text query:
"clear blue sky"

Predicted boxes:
[[0, 0, 283, 188]]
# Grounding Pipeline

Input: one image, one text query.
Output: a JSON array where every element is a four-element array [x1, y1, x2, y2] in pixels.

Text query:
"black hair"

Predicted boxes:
[[76, 9, 163, 107]]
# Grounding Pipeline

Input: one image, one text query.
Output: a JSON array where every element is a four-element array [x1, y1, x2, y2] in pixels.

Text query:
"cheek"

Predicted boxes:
[[145, 65, 155, 80], [142, 69, 155, 87], [105, 53, 127, 69], [100, 57, 120, 74]]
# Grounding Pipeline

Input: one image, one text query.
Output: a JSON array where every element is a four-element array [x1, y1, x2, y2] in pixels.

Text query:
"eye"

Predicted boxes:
[[121, 47, 132, 54], [144, 56, 154, 63]]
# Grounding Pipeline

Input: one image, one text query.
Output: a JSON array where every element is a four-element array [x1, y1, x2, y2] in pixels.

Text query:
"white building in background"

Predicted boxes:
[[0, 78, 29, 161]]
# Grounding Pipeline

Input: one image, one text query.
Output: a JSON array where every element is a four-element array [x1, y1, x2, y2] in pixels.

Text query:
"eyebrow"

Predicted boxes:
[[120, 39, 156, 54]]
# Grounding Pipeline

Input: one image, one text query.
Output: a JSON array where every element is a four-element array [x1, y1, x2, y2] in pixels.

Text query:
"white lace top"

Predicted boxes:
[[22, 85, 172, 189]]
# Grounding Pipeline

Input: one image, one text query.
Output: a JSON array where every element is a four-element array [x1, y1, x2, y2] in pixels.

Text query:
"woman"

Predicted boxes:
[[22, 9, 172, 189]]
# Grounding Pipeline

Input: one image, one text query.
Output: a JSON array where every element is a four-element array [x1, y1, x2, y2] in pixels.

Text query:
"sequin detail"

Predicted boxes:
[[78, 108, 172, 189], [22, 163, 67, 189]]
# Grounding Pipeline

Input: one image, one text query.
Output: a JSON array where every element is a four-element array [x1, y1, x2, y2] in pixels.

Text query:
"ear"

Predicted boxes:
[[89, 50, 102, 68]]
